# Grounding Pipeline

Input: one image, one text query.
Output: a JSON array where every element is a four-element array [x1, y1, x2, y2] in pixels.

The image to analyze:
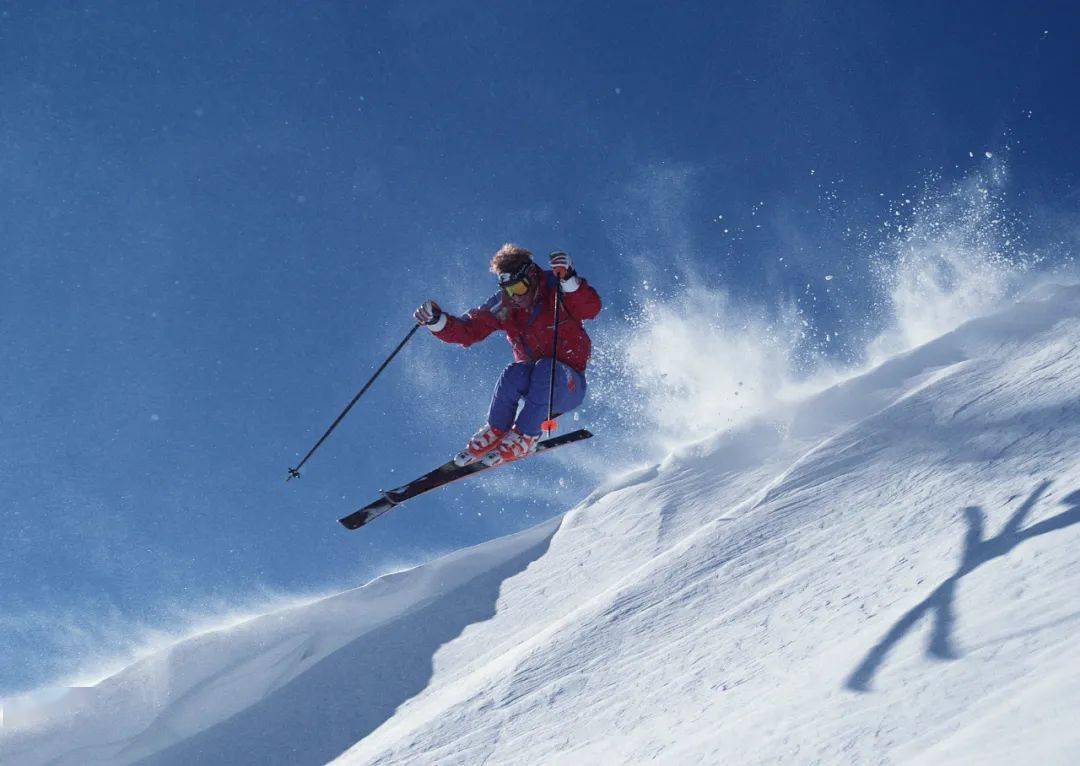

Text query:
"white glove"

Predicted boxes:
[[414, 300, 445, 329], [549, 252, 580, 291], [549, 251, 574, 279]]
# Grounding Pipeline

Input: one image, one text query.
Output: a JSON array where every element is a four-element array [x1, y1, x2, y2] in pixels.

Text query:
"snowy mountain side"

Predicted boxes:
[[3, 283, 1080, 765]]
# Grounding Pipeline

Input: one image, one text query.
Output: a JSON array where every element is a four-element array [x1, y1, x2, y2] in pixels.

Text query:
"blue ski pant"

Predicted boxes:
[[487, 359, 587, 436]]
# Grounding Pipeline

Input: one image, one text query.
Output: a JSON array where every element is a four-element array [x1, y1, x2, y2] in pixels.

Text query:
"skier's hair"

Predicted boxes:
[[490, 243, 533, 275]]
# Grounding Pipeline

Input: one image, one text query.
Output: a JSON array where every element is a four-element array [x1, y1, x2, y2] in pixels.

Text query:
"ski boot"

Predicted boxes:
[[483, 427, 539, 466], [453, 424, 507, 467]]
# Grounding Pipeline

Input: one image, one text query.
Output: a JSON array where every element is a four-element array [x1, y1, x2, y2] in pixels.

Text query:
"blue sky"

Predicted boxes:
[[2, 2, 1078, 693]]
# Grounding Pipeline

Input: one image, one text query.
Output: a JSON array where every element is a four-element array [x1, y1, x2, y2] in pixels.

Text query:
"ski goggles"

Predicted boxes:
[[501, 278, 531, 297], [498, 263, 533, 297]]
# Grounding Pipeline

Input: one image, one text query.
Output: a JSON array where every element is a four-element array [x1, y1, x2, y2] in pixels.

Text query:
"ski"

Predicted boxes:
[[338, 428, 594, 530]]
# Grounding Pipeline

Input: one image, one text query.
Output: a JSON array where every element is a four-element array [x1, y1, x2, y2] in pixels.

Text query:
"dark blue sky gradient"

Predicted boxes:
[[1, 1, 1077, 692]]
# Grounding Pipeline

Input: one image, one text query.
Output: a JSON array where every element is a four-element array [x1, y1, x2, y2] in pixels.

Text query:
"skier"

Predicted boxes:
[[414, 244, 602, 466]]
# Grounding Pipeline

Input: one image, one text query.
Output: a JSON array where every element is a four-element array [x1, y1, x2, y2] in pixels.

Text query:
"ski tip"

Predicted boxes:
[[339, 508, 376, 529], [339, 496, 396, 530]]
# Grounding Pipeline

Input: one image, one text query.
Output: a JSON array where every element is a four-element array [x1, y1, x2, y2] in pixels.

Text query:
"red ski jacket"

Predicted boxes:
[[433, 270, 602, 373]]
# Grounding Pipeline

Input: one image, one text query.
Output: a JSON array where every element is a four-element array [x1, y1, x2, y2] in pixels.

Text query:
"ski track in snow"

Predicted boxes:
[[3, 284, 1080, 765]]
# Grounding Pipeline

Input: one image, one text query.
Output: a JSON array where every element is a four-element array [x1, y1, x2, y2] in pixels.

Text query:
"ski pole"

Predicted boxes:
[[540, 278, 562, 436], [287, 323, 421, 481]]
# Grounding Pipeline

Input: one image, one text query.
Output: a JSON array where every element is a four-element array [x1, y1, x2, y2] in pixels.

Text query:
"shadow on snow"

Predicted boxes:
[[847, 481, 1080, 692]]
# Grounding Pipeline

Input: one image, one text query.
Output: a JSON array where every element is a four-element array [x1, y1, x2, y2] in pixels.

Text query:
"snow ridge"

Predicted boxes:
[[4, 284, 1080, 765]]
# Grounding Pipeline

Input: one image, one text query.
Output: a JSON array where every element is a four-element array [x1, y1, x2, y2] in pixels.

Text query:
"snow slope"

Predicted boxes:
[[4, 284, 1080, 765]]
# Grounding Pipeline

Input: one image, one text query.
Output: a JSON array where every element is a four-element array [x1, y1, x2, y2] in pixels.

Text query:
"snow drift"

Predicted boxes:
[[4, 282, 1080, 764]]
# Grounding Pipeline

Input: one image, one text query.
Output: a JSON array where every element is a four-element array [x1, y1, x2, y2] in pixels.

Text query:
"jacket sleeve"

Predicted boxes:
[[432, 296, 503, 347], [559, 275, 601, 320]]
